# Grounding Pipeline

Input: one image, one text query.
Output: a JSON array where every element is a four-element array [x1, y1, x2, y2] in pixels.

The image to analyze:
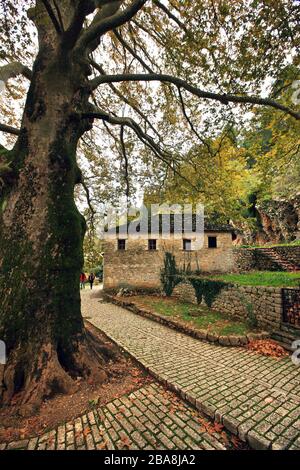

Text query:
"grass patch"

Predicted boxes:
[[143, 299, 199, 317], [129, 295, 254, 336], [213, 271, 300, 287]]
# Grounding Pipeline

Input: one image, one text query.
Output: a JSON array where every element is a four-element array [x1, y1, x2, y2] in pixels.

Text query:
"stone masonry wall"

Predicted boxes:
[[103, 232, 234, 290], [172, 280, 283, 333], [210, 285, 282, 332]]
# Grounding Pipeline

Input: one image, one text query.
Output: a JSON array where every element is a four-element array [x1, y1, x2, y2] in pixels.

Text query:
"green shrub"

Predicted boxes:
[[245, 300, 258, 328], [160, 252, 180, 296], [188, 277, 227, 307]]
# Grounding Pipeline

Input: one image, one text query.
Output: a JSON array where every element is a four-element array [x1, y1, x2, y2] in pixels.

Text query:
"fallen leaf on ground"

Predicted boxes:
[[213, 422, 224, 433], [82, 427, 91, 436], [97, 440, 108, 450], [119, 435, 131, 449], [247, 339, 288, 358], [230, 435, 245, 449]]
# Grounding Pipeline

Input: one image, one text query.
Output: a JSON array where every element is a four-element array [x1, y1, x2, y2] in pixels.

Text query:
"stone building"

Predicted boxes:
[[102, 214, 234, 291]]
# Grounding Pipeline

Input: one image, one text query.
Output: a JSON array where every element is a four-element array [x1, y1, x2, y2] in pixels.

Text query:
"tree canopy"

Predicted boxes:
[[1, 0, 300, 215]]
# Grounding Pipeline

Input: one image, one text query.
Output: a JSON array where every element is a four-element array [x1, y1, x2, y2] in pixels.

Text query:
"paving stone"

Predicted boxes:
[[56, 442, 66, 450], [57, 425, 66, 444], [27, 438, 38, 451], [3, 382, 236, 451], [222, 416, 239, 435], [85, 433, 95, 450], [7, 440, 29, 450], [37, 441, 47, 450], [248, 431, 271, 450], [66, 430, 74, 447]]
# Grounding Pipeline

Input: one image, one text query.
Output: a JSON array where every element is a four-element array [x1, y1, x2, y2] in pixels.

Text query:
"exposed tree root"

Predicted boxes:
[[0, 330, 107, 417]]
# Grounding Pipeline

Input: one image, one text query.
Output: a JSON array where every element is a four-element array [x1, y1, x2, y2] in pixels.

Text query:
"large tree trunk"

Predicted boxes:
[[0, 14, 106, 414]]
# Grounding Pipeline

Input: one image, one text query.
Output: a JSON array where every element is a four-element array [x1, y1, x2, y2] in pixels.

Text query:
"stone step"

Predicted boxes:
[[270, 336, 294, 352], [271, 333, 295, 350], [272, 331, 295, 343], [257, 248, 299, 271], [272, 327, 300, 348], [281, 322, 300, 332], [280, 325, 299, 336]]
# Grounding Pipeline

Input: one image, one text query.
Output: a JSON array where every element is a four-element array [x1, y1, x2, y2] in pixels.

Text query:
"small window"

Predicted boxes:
[[208, 236, 217, 248], [118, 239, 126, 250], [183, 239, 192, 251], [148, 239, 157, 250]]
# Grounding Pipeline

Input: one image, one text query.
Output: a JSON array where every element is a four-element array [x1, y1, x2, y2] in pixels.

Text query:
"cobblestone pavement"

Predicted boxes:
[[81, 288, 300, 450], [0, 383, 232, 450]]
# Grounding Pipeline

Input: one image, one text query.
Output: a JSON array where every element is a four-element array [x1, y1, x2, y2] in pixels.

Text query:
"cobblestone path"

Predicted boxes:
[[0, 383, 232, 450], [81, 288, 300, 450]]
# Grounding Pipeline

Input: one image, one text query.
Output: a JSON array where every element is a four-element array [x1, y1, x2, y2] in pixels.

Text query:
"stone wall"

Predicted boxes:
[[172, 279, 284, 333], [233, 246, 300, 272], [274, 246, 300, 268], [173, 280, 197, 304], [103, 232, 234, 290], [210, 285, 282, 332]]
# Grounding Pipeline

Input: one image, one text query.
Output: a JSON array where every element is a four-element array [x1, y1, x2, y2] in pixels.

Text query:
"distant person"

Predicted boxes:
[[80, 272, 86, 289], [88, 273, 95, 290]]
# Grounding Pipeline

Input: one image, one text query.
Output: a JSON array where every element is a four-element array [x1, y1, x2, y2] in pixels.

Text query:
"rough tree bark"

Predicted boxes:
[[0, 1, 109, 414]]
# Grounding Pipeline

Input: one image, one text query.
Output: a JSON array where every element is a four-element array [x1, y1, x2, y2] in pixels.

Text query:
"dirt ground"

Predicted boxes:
[[0, 322, 151, 443]]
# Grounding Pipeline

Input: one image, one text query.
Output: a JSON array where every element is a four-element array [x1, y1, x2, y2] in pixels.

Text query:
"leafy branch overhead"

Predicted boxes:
[[0, 0, 299, 205]]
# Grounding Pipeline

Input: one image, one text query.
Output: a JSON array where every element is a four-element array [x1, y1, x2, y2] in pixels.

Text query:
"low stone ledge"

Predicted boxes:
[[103, 293, 269, 348]]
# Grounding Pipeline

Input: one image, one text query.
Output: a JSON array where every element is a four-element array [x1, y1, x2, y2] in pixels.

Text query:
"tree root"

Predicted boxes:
[[0, 332, 107, 416]]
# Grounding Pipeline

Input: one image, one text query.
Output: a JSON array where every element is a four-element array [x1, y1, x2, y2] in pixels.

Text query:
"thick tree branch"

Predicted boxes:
[[0, 123, 20, 136], [90, 73, 300, 120], [53, 0, 65, 31], [77, 1, 124, 54], [77, 0, 147, 51], [64, 1, 127, 49], [41, 0, 63, 34], [0, 62, 32, 83], [63, 0, 96, 48]]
